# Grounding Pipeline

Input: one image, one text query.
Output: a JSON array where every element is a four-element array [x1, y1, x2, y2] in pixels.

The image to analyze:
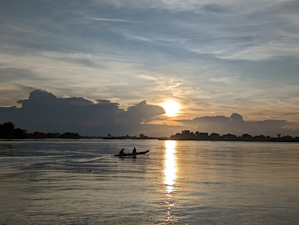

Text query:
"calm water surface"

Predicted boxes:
[[0, 139, 298, 224]]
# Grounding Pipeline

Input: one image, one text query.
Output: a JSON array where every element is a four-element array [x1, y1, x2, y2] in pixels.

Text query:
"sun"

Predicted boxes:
[[162, 101, 180, 117]]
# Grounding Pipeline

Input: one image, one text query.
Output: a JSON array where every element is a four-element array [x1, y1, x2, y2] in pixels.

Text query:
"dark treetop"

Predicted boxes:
[[167, 130, 299, 142]]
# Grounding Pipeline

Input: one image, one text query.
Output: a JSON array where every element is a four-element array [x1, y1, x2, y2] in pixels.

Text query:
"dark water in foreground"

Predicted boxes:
[[0, 139, 298, 224]]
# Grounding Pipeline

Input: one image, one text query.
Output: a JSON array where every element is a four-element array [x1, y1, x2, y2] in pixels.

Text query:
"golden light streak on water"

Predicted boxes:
[[163, 140, 177, 222]]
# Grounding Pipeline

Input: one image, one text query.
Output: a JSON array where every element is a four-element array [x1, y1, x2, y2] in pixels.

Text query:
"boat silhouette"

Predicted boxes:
[[114, 150, 149, 157]]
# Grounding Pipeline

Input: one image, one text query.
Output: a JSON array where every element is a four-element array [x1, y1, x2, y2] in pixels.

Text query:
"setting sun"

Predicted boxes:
[[163, 101, 180, 117]]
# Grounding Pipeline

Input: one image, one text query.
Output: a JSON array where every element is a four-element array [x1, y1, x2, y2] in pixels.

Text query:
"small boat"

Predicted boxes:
[[114, 150, 149, 157]]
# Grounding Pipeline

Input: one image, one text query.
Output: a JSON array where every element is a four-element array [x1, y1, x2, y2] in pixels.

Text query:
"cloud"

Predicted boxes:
[[86, 16, 130, 23], [200, 4, 228, 14], [0, 0, 298, 130], [0, 89, 166, 136], [0, 68, 41, 83], [179, 113, 299, 136], [160, 82, 182, 91], [0, 89, 298, 137], [122, 32, 153, 43], [50, 54, 108, 69], [126, 100, 164, 118]]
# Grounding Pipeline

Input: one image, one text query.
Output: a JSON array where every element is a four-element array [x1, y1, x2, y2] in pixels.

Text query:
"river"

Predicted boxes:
[[0, 139, 298, 224]]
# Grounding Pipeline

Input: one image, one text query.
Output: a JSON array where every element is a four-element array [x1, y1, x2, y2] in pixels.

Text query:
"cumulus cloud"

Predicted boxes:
[[179, 113, 299, 136], [0, 89, 165, 136], [0, 89, 298, 137]]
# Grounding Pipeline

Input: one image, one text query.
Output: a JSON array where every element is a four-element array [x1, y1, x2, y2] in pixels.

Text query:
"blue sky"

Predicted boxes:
[[0, 0, 299, 136]]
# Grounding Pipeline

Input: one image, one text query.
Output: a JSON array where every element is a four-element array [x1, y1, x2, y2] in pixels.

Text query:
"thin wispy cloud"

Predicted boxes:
[[122, 32, 153, 42], [86, 16, 130, 23], [160, 82, 182, 91]]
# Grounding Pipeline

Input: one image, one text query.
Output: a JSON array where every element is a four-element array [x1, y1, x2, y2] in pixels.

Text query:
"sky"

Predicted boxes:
[[0, 0, 299, 137]]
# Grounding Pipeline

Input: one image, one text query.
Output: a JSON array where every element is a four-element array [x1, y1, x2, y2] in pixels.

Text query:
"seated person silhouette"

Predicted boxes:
[[132, 147, 137, 154], [119, 148, 125, 156]]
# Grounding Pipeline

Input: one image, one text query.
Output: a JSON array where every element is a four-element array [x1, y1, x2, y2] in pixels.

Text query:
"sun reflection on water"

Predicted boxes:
[[163, 140, 177, 222]]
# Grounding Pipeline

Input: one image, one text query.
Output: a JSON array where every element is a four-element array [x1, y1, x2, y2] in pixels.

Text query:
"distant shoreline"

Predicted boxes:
[[1, 137, 299, 143], [158, 138, 299, 143], [1, 122, 298, 142], [164, 130, 299, 142]]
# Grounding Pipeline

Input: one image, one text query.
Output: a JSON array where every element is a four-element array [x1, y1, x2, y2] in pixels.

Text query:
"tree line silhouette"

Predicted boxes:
[[102, 133, 156, 139], [0, 122, 81, 139], [1, 122, 298, 142], [168, 130, 299, 142]]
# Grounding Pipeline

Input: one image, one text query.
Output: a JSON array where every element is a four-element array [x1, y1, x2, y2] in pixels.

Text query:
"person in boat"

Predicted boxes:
[[119, 148, 125, 156], [132, 147, 137, 154]]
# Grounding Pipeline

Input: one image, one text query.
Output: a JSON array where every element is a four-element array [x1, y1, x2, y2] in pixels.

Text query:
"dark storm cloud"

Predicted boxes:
[[179, 113, 297, 136], [0, 89, 165, 136]]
